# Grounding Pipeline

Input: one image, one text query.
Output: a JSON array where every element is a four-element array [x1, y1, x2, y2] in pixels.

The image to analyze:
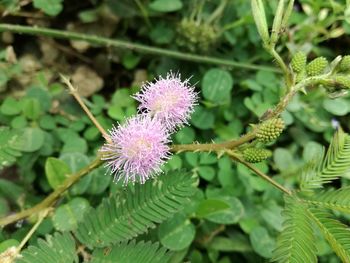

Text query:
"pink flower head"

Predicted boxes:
[[133, 72, 197, 131], [100, 115, 171, 184]]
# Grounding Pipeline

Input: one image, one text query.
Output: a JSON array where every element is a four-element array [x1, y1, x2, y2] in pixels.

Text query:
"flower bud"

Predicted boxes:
[[335, 75, 350, 89], [291, 51, 306, 73], [339, 55, 350, 72], [306, 57, 328, 76], [243, 147, 272, 163], [256, 118, 284, 143]]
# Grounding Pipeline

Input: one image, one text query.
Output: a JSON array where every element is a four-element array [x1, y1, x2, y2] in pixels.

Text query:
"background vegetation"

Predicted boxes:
[[1, 0, 350, 262]]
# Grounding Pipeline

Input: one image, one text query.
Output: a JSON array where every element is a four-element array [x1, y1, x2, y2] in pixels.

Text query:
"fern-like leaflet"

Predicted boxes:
[[308, 208, 350, 262], [90, 241, 171, 263], [301, 129, 350, 192], [17, 232, 77, 263], [75, 170, 197, 248], [306, 187, 350, 213], [271, 195, 317, 263]]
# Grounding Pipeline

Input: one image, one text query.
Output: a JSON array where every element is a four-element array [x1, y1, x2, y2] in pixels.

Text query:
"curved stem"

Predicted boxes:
[[0, 158, 103, 227], [0, 23, 280, 73]]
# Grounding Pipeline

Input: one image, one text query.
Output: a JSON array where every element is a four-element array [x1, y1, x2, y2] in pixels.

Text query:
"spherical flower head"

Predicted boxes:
[[133, 72, 198, 131], [99, 115, 171, 184]]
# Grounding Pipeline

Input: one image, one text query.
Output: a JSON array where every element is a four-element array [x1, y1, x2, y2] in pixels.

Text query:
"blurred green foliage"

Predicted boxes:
[[0, 0, 350, 262]]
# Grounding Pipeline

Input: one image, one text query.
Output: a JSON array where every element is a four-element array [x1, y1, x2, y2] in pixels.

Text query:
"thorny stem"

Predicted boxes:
[[0, 158, 103, 227], [60, 74, 112, 144], [228, 151, 292, 195], [0, 23, 280, 73]]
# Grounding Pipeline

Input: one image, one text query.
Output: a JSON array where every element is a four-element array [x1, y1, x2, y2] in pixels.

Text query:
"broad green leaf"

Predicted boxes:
[[26, 87, 52, 112], [0, 97, 21, 115], [22, 98, 41, 120], [45, 157, 71, 189], [203, 196, 244, 224], [11, 127, 45, 152], [149, 0, 183, 12], [191, 105, 215, 130], [323, 98, 349, 116], [60, 153, 91, 195], [158, 213, 196, 251], [196, 199, 231, 218], [52, 198, 90, 231], [250, 226, 275, 258], [202, 68, 233, 103], [0, 239, 19, 254], [208, 235, 252, 252], [33, 0, 63, 16], [198, 166, 215, 181], [86, 166, 111, 195]]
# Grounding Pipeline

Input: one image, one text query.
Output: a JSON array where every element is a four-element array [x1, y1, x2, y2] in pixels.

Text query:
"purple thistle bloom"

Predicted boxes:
[[100, 115, 171, 184], [133, 72, 197, 131]]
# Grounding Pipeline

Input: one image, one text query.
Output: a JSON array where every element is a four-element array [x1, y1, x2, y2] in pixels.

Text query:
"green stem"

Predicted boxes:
[[0, 23, 280, 73], [171, 132, 256, 152], [267, 47, 293, 88], [229, 151, 292, 195], [0, 158, 103, 227]]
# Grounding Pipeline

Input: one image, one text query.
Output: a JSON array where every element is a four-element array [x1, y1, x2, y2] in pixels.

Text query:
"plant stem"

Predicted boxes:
[[267, 47, 293, 88], [0, 23, 280, 73], [60, 74, 112, 143], [17, 209, 50, 251], [171, 132, 256, 152], [0, 158, 103, 227], [229, 151, 292, 195]]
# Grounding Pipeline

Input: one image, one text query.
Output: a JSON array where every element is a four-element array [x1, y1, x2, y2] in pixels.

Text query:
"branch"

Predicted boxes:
[[0, 158, 103, 227], [0, 23, 280, 73], [228, 151, 292, 195]]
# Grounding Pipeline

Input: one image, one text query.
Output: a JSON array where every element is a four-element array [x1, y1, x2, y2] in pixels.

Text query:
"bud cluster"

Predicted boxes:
[[243, 147, 272, 163], [177, 18, 218, 52], [256, 118, 285, 143]]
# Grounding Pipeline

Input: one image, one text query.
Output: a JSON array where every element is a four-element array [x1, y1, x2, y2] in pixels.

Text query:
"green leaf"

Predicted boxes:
[[191, 105, 215, 130], [11, 127, 45, 152], [52, 198, 90, 231], [45, 157, 71, 190], [17, 232, 78, 263], [202, 196, 244, 224], [207, 235, 252, 252], [198, 166, 215, 181], [60, 153, 91, 195], [301, 129, 350, 191], [22, 98, 41, 120], [271, 195, 317, 263], [0, 127, 22, 169], [149, 0, 183, 12], [308, 208, 350, 262], [158, 213, 196, 251], [26, 86, 52, 112], [33, 0, 63, 16], [75, 170, 197, 248], [0, 239, 19, 254], [202, 68, 233, 103], [196, 199, 231, 218], [86, 166, 111, 195], [250, 226, 275, 258], [323, 98, 349, 116], [91, 241, 171, 263], [0, 97, 21, 115]]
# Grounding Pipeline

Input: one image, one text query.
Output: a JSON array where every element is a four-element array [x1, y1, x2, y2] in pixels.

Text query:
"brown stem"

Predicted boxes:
[[0, 158, 103, 227]]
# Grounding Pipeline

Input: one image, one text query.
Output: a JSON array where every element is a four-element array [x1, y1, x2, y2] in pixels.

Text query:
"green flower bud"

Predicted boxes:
[[243, 148, 272, 163], [306, 57, 328, 76], [339, 55, 350, 72], [335, 75, 350, 89], [291, 51, 306, 73], [256, 118, 285, 143]]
